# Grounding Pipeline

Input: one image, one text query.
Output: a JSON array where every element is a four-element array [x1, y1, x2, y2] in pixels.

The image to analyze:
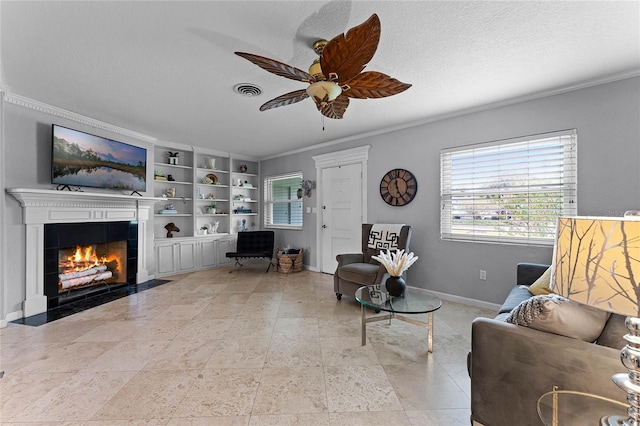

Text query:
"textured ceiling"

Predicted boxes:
[[1, 1, 639, 159]]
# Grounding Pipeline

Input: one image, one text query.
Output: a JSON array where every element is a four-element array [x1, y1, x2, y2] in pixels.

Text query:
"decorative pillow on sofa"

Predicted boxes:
[[506, 294, 610, 342], [528, 266, 553, 296]]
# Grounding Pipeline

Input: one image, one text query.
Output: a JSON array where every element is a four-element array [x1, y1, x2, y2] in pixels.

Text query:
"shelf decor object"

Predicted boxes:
[[551, 215, 640, 426]]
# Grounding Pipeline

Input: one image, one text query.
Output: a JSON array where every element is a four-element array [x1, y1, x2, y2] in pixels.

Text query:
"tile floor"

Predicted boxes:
[[0, 265, 496, 425]]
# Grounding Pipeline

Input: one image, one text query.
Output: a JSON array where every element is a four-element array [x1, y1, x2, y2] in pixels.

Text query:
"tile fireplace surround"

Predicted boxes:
[[7, 188, 159, 318]]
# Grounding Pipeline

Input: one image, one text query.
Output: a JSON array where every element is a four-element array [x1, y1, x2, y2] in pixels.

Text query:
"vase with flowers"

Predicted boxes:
[[371, 249, 418, 297]]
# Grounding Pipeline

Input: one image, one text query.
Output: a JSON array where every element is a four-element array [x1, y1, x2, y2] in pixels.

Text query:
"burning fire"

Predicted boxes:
[[58, 245, 122, 290], [62, 245, 108, 273]]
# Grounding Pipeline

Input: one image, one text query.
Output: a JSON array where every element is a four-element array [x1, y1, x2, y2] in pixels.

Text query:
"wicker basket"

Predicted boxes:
[[277, 248, 304, 273]]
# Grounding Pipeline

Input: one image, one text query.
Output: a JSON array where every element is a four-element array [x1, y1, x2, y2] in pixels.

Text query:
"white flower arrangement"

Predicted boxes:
[[371, 249, 418, 277]]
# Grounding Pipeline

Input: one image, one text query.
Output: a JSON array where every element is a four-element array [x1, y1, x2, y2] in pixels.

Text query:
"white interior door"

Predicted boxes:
[[321, 163, 363, 273]]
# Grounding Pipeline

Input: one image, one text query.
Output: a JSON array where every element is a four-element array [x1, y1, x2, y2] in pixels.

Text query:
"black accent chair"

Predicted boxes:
[[334, 224, 412, 300], [225, 231, 276, 272]]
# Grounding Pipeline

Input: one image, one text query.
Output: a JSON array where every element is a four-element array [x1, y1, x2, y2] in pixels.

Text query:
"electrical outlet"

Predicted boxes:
[[480, 270, 487, 280]]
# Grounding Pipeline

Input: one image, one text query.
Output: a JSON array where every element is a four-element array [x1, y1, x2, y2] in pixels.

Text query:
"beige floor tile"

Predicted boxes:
[[144, 339, 218, 370], [151, 303, 207, 320], [318, 317, 362, 338], [86, 419, 171, 425], [10, 370, 136, 422], [328, 410, 411, 425], [324, 365, 403, 413], [167, 416, 249, 425], [125, 320, 190, 341], [172, 318, 234, 341], [320, 336, 380, 366], [248, 413, 330, 425], [172, 368, 262, 417], [383, 363, 470, 410], [82, 340, 169, 372], [205, 338, 270, 369], [0, 322, 42, 343], [0, 371, 73, 421], [73, 320, 144, 342], [92, 369, 200, 420], [405, 408, 473, 425], [276, 299, 318, 318], [224, 317, 276, 340], [251, 367, 328, 415], [18, 341, 116, 373], [0, 341, 67, 374], [272, 317, 319, 338], [264, 336, 322, 368]]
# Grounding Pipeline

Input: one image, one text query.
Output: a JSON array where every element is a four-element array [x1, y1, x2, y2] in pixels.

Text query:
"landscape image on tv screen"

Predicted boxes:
[[52, 125, 147, 191]]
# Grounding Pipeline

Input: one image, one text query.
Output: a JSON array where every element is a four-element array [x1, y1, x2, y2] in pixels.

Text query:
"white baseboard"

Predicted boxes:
[[1, 309, 24, 328], [409, 286, 501, 312]]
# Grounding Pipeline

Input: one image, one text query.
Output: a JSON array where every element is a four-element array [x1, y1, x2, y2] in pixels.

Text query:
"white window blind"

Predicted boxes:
[[264, 172, 303, 229], [440, 130, 577, 245]]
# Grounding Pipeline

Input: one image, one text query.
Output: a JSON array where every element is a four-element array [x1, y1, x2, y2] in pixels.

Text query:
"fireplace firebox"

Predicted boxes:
[[44, 221, 138, 308]]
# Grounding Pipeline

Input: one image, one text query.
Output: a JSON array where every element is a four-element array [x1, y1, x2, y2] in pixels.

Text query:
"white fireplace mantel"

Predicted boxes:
[[7, 188, 161, 317]]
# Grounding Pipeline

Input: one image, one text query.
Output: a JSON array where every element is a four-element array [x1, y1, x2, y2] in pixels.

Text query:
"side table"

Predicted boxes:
[[537, 386, 627, 426]]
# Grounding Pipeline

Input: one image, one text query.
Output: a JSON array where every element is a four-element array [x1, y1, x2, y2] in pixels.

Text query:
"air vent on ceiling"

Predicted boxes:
[[234, 83, 263, 97]]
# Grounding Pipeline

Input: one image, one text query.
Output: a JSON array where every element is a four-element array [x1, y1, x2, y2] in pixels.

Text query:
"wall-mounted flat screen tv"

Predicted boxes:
[[52, 125, 147, 191]]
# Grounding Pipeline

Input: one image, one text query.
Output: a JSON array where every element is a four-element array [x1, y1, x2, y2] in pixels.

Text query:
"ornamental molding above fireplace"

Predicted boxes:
[[8, 188, 160, 224], [7, 188, 161, 318]]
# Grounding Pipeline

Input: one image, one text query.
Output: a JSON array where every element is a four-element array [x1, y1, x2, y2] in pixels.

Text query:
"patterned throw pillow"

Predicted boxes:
[[506, 294, 610, 342]]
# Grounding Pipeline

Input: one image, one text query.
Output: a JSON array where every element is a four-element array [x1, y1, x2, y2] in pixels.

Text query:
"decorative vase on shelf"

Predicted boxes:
[[385, 275, 406, 297], [207, 158, 216, 169]]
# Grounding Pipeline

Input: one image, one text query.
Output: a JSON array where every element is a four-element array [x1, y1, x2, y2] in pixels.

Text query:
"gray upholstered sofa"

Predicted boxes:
[[334, 224, 412, 300], [469, 263, 627, 426]]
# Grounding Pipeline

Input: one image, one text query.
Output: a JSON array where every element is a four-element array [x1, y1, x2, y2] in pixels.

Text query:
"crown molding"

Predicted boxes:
[[2, 92, 157, 143], [261, 70, 640, 161]]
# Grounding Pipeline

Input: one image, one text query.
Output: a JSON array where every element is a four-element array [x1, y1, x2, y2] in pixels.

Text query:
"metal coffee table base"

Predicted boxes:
[[360, 304, 434, 353]]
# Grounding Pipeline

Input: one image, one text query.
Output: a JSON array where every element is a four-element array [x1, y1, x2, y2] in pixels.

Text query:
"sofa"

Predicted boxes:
[[469, 263, 628, 426]]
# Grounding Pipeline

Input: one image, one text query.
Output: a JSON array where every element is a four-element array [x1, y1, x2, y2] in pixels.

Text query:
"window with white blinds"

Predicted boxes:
[[440, 130, 577, 245], [264, 172, 303, 230]]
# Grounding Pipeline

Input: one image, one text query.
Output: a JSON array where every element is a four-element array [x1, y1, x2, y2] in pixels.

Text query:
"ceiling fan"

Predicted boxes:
[[235, 14, 411, 120]]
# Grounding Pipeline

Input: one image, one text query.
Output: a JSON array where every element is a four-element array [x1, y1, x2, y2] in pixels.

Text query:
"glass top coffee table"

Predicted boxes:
[[355, 284, 442, 353], [537, 386, 628, 426]]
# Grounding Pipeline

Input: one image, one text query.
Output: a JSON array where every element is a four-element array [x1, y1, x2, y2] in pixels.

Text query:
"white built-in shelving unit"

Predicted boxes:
[[151, 144, 260, 276]]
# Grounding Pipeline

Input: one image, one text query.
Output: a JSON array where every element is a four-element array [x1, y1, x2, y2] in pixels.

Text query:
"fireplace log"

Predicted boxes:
[[59, 271, 113, 289], [59, 264, 108, 281]]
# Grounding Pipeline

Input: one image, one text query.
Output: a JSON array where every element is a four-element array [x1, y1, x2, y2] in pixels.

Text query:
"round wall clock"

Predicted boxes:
[[380, 168, 418, 206]]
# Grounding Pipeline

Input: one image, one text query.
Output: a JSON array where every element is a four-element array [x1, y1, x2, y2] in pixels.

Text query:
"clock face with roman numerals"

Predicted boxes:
[[380, 168, 418, 206]]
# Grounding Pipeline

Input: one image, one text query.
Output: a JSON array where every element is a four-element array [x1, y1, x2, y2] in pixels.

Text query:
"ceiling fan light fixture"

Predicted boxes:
[[308, 58, 323, 78], [306, 81, 342, 107]]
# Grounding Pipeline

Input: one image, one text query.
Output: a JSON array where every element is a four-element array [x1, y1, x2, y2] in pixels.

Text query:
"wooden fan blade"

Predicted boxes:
[[342, 71, 412, 99], [235, 52, 314, 82], [259, 89, 309, 111], [320, 14, 380, 83], [317, 94, 349, 119]]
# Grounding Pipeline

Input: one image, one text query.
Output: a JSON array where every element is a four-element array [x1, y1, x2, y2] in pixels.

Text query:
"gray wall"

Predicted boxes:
[[261, 77, 640, 306]]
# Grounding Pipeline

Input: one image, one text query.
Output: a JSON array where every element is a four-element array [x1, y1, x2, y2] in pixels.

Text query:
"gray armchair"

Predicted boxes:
[[334, 223, 412, 300]]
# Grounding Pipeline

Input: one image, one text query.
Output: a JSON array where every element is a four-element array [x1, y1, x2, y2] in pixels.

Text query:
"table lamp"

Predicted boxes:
[[551, 215, 640, 425]]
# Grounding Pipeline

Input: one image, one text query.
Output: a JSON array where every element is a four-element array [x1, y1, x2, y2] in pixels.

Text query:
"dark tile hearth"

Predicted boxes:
[[11, 279, 171, 326]]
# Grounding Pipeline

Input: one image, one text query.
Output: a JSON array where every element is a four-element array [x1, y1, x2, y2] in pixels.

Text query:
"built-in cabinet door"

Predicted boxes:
[[178, 240, 197, 272], [156, 243, 178, 276], [217, 237, 236, 266], [199, 239, 218, 268]]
